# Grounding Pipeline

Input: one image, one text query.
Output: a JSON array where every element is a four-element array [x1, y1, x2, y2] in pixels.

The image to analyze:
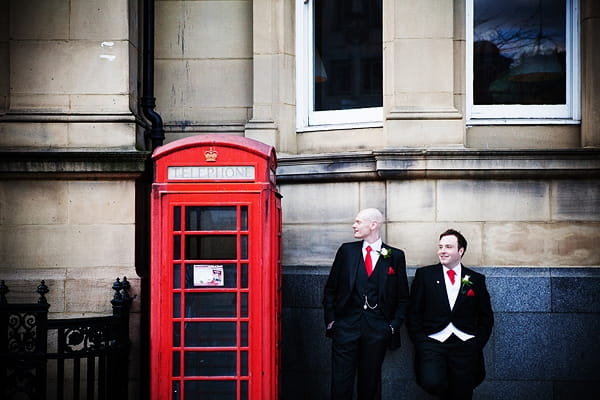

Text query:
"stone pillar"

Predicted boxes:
[[245, 0, 297, 153], [582, 0, 600, 147], [383, 0, 463, 147], [0, 0, 138, 149], [0, 0, 8, 114]]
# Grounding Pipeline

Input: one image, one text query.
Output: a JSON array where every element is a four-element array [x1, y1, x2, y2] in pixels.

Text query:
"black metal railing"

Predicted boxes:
[[0, 277, 133, 400]]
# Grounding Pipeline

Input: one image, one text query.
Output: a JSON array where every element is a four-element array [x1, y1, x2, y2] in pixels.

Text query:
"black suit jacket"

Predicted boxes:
[[407, 263, 494, 385], [323, 241, 409, 349]]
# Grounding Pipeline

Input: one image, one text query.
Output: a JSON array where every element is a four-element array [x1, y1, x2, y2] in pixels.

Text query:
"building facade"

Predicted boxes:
[[1, 0, 599, 399]]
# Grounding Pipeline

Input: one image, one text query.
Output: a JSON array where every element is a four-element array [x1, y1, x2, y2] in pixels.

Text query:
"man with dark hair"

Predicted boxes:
[[323, 208, 409, 400], [407, 229, 494, 399]]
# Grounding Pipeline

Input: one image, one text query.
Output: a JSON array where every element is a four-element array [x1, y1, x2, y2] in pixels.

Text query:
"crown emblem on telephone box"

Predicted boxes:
[[204, 147, 218, 162]]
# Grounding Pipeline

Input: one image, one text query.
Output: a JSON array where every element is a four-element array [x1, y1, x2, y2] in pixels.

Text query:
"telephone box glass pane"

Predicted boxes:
[[173, 351, 180, 376], [184, 381, 236, 399], [185, 263, 236, 288], [241, 293, 248, 317], [185, 293, 237, 317], [241, 235, 248, 259], [185, 235, 236, 260], [173, 235, 181, 260], [173, 206, 181, 231], [172, 381, 180, 400], [173, 293, 181, 318], [241, 206, 248, 230], [186, 206, 236, 231], [241, 351, 248, 375], [241, 381, 248, 400], [173, 322, 181, 346], [241, 322, 248, 347], [173, 264, 181, 289], [241, 263, 248, 288], [184, 322, 236, 347], [184, 352, 236, 376]]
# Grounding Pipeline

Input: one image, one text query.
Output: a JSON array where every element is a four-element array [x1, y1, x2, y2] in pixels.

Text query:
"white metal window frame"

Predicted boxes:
[[465, 0, 581, 125], [295, 0, 383, 132]]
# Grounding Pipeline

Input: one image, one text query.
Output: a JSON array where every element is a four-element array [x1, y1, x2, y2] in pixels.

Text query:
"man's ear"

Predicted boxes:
[[459, 247, 465, 257]]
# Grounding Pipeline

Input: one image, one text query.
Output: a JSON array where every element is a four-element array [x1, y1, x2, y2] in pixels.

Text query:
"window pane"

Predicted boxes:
[[184, 352, 236, 376], [173, 322, 181, 347], [173, 263, 181, 289], [173, 235, 180, 260], [173, 351, 180, 376], [172, 381, 180, 400], [314, 0, 382, 111], [185, 292, 237, 318], [173, 293, 180, 318], [473, 0, 566, 105], [173, 206, 181, 231], [186, 206, 236, 231], [184, 380, 236, 399], [185, 235, 236, 260], [240, 206, 248, 231], [184, 322, 237, 347]]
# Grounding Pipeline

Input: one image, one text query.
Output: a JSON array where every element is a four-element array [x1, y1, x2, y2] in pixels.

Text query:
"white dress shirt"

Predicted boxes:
[[428, 264, 475, 342]]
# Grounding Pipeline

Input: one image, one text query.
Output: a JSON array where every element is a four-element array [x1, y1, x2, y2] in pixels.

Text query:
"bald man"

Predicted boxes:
[[323, 208, 409, 399]]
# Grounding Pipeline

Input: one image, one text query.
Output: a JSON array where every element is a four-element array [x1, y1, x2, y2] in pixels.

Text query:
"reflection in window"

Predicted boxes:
[[473, 0, 566, 105], [314, 0, 382, 111]]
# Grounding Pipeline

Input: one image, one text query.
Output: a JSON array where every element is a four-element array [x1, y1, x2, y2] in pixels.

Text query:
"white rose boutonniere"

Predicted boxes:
[[460, 275, 473, 294], [378, 247, 392, 259]]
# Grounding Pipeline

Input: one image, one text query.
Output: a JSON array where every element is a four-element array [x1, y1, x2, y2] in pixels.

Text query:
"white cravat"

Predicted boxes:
[[428, 264, 475, 342]]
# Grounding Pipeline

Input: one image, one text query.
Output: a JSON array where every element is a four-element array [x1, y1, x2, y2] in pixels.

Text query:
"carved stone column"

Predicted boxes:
[[245, 0, 297, 153]]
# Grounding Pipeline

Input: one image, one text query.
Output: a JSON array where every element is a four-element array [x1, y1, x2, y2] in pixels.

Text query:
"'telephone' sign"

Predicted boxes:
[[167, 166, 255, 180]]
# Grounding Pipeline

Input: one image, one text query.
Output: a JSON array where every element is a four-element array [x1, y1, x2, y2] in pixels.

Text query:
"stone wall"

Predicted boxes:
[[281, 266, 600, 400]]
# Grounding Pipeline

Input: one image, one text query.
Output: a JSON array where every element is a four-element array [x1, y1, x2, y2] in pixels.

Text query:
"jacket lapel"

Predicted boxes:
[[453, 266, 468, 310], [348, 241, 362, 291], [435, 265, 452, 311]]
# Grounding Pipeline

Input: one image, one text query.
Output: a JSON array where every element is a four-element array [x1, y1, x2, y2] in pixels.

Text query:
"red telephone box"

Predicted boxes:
[[150, 135, 281, 400]]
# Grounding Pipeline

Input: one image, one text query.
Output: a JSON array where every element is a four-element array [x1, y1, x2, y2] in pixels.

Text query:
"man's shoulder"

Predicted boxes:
[[413, 264, 441, 276], [338, 241, 362, 251], [462, 265, 487, 279], [341, 240, 362, 247]]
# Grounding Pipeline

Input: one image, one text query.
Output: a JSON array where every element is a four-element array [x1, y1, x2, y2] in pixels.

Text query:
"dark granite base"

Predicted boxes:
[[280, 266, 600, 400]]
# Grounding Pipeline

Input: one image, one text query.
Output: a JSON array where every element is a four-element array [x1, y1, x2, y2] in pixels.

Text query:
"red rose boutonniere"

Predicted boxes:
[[387, 266, 396, 275], [466, 288, 476, 297]]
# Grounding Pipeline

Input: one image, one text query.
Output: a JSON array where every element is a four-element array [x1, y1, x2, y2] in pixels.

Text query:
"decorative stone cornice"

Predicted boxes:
[[276, 148, 600, 182], [0, 148, 151, 179]]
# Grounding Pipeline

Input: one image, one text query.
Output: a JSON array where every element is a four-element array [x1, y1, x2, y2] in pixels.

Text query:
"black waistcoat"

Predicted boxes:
[[351, 262, 382, 315]]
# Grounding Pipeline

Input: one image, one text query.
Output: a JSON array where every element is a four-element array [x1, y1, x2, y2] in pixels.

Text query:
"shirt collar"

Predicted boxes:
[[363, 239, 382, 252], [443, 263, 462, 276]]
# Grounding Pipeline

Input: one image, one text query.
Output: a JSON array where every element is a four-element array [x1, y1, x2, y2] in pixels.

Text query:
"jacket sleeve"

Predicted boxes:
[[323, 244, 344, 326], [390, 249, 410, 331], [474, 274, 494, 349], [406, 267, 429, 344]]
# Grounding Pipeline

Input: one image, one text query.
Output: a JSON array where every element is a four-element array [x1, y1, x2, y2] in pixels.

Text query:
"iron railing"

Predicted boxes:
[[0, 278, 132, 400]]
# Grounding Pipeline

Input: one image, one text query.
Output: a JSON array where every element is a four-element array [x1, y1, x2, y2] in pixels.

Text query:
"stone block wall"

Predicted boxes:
[[281, 266, 600, 400]]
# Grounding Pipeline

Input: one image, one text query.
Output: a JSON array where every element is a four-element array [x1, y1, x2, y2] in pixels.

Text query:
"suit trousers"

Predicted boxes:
[[331, 312, 389, 400], [416, 335, 478, 400]]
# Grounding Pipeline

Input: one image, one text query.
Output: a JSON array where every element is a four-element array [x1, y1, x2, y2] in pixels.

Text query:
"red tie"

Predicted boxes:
[[447, 269, 456, 284], [365, 246, 373, 277]]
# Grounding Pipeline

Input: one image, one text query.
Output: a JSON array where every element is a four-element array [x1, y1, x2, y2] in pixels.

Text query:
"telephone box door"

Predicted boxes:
[[150, 135, 281, 400]]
